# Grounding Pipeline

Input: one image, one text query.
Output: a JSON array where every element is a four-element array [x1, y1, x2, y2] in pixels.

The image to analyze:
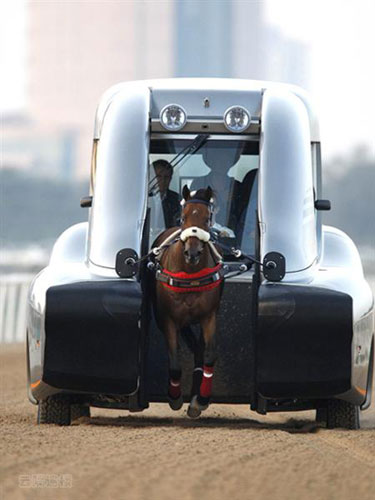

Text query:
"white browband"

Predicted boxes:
[[180, 226, 210, 243], [180, 192, 214, 207]]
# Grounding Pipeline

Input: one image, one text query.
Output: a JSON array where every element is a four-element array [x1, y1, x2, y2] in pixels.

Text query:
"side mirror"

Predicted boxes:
[[80, 196, 93, 208], [314, 199, 331, 211], [263, 252, 286, 282], [116, 248, 138, 278]]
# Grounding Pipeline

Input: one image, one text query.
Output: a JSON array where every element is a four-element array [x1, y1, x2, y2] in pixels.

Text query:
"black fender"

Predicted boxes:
[[257, 284, 353, 399], [41, 280, 142, 396]]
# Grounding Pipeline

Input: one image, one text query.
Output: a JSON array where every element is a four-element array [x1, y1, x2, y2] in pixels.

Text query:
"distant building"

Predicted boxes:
[[175, 0, 232, 77], [231, 2, 311, 90], [231, 1, 266, 81], [3, 1, 311, 179], [26, 0, 174, 178]]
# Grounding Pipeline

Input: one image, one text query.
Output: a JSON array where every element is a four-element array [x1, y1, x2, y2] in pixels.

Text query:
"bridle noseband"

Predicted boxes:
[[180, 226, 210, 243]]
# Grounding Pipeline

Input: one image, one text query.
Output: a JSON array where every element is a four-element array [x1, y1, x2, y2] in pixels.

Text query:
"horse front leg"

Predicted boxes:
[[190, 328, 205, 399], [164, 319, 183, 411], [188, 313, 217, 419]]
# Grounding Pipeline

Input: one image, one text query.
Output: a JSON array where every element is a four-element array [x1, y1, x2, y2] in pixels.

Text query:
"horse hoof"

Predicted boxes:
[[187, 395, 208, 419], [168, 394, 183, 411], [187, 404, 201, 419]]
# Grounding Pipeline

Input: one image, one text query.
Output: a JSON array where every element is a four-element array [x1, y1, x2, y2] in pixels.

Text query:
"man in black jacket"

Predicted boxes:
[[152, 160, 181, 228]]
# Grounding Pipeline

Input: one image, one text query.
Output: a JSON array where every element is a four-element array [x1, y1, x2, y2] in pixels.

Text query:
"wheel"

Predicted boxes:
[[71, 404, 91, 421], [325, 399, 360, 430], [37, 395, 71, 426], [315, 407, 327, 423]]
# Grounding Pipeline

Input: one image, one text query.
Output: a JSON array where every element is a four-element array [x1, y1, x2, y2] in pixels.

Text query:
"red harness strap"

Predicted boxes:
[[161, 264, 223, 293]]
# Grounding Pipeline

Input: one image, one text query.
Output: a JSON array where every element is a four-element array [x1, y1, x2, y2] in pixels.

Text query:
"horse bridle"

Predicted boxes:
[[153, 198, 222, 265], [151, 198, 226, 292]]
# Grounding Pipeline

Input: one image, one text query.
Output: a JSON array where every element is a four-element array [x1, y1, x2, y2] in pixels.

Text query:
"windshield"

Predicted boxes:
[[148, 136, 259, 258]]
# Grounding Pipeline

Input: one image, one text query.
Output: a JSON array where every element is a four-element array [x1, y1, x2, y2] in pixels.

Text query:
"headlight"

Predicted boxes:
[[223, 106, 251, 133], [160, 104, 187, 131]]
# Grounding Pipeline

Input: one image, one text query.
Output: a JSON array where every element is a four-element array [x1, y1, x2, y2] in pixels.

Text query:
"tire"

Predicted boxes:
[[315, 407, 327, 423], [37, 395, 71, 426], [71, 404, 91, 421], [326, 399, 360, 430]]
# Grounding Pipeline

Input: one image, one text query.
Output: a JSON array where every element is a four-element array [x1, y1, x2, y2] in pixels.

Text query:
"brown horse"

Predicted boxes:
[[153, 185, 223, 418]]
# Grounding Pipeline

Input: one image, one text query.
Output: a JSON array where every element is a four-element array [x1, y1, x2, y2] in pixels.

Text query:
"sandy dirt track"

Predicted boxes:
[[1, 343, 374, 500]]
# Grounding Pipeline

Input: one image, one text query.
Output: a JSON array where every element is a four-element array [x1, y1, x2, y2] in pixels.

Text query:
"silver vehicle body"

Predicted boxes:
[[27, 79, 374, 413]]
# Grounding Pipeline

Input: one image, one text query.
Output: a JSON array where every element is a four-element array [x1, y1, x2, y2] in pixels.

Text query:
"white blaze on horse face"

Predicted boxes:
[[181, 200, 212, 264], [184, 236, 204, 264], [183, 205, 211, 232]]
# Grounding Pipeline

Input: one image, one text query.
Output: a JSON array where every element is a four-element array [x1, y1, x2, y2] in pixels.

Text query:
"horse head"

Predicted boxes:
[[180, 185, 213, 265]]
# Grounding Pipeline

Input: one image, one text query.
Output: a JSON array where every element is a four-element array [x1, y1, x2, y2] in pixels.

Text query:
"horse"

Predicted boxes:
[[152, 185, 224, 418]]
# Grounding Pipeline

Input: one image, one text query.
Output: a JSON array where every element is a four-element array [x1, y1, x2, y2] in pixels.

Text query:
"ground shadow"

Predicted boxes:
[[86, 414, 323, 434]]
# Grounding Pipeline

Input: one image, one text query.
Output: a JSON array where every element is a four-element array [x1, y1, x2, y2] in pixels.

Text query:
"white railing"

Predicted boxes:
[[0, 274, 35, 343]]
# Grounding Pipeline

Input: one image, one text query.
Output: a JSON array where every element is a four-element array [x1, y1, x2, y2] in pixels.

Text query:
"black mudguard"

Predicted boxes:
[[43, 280, 142, 395], [257, 284, 353, 399]]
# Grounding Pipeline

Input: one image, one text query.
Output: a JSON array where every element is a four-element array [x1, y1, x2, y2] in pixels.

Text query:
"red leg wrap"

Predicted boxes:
[[168, 379, 181, 399], [199, 365, 214, 398]]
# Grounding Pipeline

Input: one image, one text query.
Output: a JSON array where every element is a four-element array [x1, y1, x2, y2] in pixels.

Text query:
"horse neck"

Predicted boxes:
[[163, 241, 214, 274]]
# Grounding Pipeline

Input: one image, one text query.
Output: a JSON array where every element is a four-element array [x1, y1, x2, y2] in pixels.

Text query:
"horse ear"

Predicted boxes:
[[205, 186, 213, 202], [182, 185, 191, 201]]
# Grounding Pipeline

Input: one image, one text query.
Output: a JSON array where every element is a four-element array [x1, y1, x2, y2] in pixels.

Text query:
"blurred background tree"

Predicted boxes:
[[323, 147, 374, 250]]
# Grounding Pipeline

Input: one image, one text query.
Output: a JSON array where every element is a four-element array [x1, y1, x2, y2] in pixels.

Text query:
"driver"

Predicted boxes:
[[152, 160, 181, 228], [192, 167, 235, 238]]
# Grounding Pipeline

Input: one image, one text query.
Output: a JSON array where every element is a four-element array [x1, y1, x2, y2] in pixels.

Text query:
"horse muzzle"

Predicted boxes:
[[184, 247, 203, 265]]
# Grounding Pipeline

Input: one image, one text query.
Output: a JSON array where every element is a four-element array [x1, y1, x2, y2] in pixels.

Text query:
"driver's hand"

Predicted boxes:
[[219, 228, 235, 238], [212, 222, 235, 238]]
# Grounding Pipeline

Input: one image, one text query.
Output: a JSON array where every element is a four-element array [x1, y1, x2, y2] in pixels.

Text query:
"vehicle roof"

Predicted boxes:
[[94, 78, 320, 141]]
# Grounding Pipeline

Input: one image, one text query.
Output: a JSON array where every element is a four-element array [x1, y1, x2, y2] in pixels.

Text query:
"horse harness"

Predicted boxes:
[[152, 226, 225, 293], [149, 196, 259, 292]]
